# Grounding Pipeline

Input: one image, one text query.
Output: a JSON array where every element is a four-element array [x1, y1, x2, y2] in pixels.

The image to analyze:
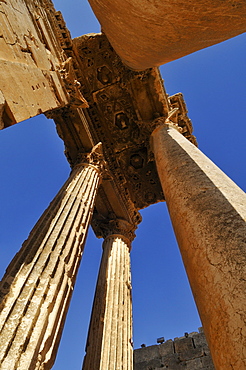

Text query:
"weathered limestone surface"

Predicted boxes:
[[0, 144, 104, 370], [54, 33, 196, 218], [0, 0, 87, 127], [88, 0, 246, 69], [82, 220, 135, 370], [151, 122, 246, 370], [134, 329, 215, 370]]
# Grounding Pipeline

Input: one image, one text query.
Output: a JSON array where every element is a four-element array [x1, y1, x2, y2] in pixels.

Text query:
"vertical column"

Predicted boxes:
[[0, 143, 105, 370], [151, 118, 246, 370], [82, 219, 136, 370]]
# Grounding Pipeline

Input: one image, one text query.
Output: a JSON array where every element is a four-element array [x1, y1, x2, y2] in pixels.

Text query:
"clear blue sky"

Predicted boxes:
[[0, 1, 245, 369]]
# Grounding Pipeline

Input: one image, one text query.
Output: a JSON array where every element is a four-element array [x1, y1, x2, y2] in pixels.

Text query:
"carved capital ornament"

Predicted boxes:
[[92, 215, 137, 247], [74, 142, 108, 177]]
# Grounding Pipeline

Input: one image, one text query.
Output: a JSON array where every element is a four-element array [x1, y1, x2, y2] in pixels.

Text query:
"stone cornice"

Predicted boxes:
[[168, 93, 198, 146], [50, 33, 196, 236]]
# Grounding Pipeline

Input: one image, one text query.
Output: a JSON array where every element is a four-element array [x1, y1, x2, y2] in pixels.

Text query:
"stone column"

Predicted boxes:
[[151, 119, 246, 370], [0, 143, 105, 370], [82, 219, 135, 370]]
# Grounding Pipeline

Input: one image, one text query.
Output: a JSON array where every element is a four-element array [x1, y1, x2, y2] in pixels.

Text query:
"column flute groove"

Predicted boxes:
[[0, 163, 92, 323], [116, 238, 124, 368], [82, 221, 136, 370], [108, 236, 121, 369], [0, 165, 91, 341], [0, 143, 106, 370]]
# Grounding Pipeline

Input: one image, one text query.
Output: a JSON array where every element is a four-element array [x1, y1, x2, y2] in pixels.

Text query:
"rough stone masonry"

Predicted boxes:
[[134, 328, 215, 370]]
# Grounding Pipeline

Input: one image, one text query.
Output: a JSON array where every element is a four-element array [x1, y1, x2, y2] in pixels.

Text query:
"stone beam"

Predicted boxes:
[[0, 0, 87, 128], [88, 0, 246, 69]]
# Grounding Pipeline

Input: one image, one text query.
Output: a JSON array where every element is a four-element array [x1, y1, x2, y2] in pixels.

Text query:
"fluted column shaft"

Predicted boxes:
[[151, 122, 246, 370], [82, 224, 134, 370], [0, 144, 104, 370]]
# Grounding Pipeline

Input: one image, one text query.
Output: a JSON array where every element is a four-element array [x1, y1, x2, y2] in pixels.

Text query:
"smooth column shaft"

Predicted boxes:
[[0, 163, 100, 370], [152, 124, 246, 370], [82, 235, 133, 370]]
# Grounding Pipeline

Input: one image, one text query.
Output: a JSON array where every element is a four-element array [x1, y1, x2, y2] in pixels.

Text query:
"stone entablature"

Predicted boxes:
[[1, 1, 245, 369], [134, 328, 215, 370], [51, 33, 197, 235], [0, 0, 87, 128]]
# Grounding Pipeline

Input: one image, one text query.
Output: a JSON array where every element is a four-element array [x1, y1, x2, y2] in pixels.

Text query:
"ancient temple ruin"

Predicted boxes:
[[0, 1, 245, 369]]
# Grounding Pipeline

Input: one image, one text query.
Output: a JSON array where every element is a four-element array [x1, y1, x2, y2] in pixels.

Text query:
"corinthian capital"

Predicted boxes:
[[152, 109, 183, 133], [88, 142, 106, 169], [75, 142, 108, 175], [93, 215, 137, 246]]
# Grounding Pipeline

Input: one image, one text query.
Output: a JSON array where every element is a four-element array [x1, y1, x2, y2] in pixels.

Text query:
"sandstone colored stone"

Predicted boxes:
[[151, 123, 246, 369], [0, 145, 104, 370], [0, 1, 245, 369], [82, 225, 135, 370], [0, 0, 87, 127], [88, 0, 246, 69]]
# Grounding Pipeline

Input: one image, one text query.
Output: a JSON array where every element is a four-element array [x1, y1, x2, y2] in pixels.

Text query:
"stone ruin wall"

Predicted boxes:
[[133, 328, 215, 370]]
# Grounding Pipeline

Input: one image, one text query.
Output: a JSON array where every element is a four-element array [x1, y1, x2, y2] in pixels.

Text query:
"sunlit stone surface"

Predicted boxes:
[[151, 122, 246, 369]]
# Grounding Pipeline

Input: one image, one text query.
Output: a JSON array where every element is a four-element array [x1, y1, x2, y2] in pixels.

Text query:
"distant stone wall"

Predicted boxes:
[[134, 328, 215, 370]]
